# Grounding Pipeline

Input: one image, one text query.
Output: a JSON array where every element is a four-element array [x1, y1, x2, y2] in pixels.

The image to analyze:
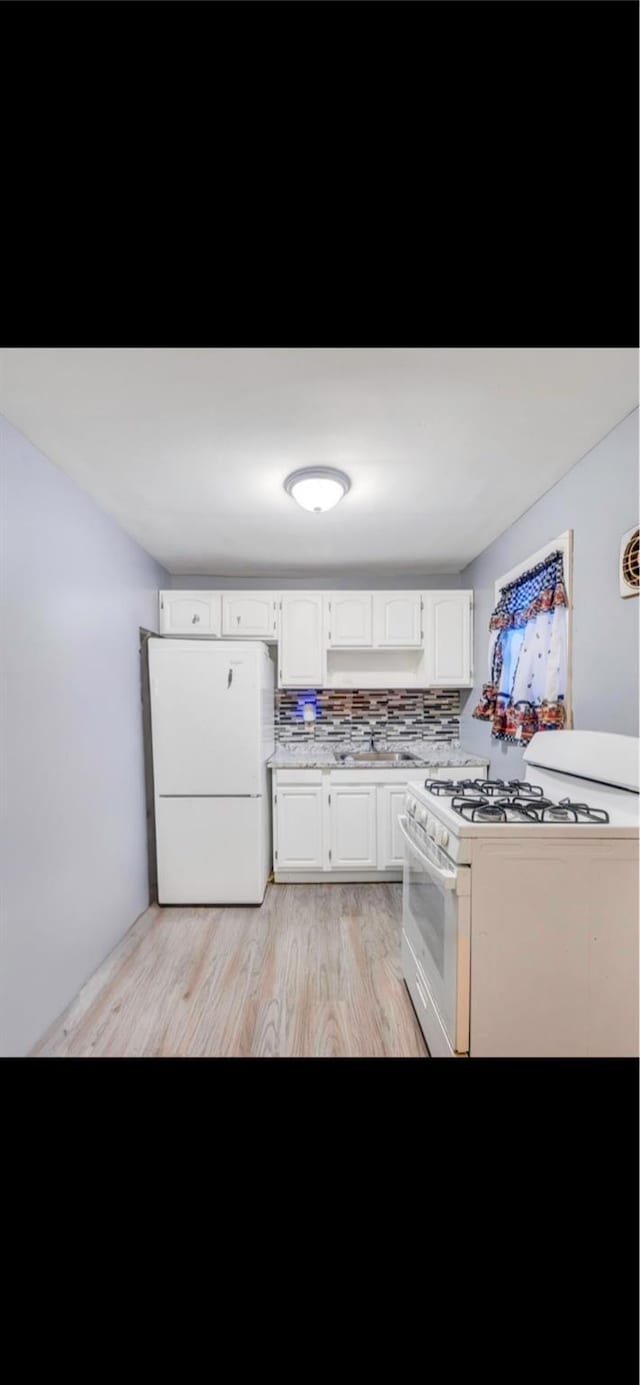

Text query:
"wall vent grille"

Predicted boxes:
[[620, 526, 639, 598]]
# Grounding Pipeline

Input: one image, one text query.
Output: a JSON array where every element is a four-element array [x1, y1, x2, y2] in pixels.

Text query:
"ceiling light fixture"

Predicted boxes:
[[284, 466, 351, 513]]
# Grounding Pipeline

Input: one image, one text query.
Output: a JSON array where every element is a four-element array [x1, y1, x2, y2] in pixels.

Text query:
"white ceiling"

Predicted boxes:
[[1, 347, 637, 576]]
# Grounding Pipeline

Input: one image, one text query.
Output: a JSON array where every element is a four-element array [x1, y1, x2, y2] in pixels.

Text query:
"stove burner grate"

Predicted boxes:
[[424, 779, 487, 798], [505, 780, 545, 799], [452, 798, 508, 822], [542, 804, 580, 822], [448, 793, 610, 825], [506, 796, 553, 815], [555, 798, 610, 824], [424, 779, 455, 795], [470, 780, 506, 797], [478, 779, 542, 799], [494, 798, 542, 821]]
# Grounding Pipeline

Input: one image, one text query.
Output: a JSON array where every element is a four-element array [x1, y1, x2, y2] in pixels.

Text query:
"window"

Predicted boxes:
[[473, 531, 573, 744]]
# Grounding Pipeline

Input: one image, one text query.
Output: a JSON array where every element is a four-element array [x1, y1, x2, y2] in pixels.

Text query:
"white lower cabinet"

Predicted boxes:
[[274, 781, 324, 869], [330, 784, 377, 869], [272, 765, 488, 879], [378, 785, 407, 868]]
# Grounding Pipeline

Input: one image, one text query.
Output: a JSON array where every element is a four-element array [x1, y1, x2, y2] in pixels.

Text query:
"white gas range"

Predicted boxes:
[[400, 731, 639, 1058]]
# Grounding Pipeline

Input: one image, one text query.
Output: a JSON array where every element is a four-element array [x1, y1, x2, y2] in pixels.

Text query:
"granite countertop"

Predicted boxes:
[[268, 740, 490, 770]]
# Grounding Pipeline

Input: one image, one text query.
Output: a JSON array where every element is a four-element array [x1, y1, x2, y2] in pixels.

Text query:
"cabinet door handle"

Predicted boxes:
[[192, 614, 200, 624]]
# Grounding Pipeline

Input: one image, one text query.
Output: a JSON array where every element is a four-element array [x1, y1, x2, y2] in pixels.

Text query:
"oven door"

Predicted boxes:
[[399, 815, 471, 1055]]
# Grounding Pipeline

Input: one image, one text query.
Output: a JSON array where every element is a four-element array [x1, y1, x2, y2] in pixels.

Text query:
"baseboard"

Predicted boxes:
[[273, 871, 403, 884]]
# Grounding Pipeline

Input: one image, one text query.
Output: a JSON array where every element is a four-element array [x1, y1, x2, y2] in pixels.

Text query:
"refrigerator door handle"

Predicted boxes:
[[227, 667, 233, 689]]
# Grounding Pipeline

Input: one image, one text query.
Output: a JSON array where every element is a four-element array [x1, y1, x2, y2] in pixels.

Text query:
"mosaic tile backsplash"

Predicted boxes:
[[275, 689, 461, 743]]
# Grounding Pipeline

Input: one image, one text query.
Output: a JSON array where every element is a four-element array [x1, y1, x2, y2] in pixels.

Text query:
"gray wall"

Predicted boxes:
[[460, 409, 639, 778], [0, 417, 168, 1056], [169, 573, 463, 590]]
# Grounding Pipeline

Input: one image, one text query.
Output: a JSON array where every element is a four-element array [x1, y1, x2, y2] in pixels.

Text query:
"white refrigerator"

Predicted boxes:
[[149, 638, 275, 904]]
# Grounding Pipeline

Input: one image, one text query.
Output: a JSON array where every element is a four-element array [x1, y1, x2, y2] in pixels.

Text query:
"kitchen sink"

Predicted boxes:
[[336, 751, 419, 764]]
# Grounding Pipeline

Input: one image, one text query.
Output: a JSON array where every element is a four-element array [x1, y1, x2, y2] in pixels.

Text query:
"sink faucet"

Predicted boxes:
[[368, 730, 378, 752]]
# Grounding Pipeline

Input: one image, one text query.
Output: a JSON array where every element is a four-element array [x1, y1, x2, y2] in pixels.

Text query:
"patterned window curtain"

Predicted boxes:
[[472, 550, 569, 744]]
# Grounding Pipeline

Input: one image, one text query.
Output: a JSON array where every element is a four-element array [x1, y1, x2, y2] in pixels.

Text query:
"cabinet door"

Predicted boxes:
[[423, 591, 473, 686], [159, 591, 221, 637], [330, 785, 377, 869], [275, 785, 324, 869], [222, 592, 277, 639], [328, 593, 373, 647], [373, 592, 422, 647], [377, 784, 408, 868], [279, 593, 324, 686]]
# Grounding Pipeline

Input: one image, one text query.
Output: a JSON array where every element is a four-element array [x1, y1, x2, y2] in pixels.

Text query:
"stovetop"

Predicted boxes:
[[422, 778, 610, 823], [426, 777, 543, 800], [404, 772, 639, 865]]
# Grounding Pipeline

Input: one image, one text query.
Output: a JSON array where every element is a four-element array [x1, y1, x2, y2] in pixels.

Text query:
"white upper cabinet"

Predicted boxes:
[[328, 593, 373, 646], [159, 591, 221, 637], [373, 592, 422, 647], [423, 591, 473, 686], [157, 587, 474, 689], [278, 593, 324, 686], [222, 592, 277, 640]]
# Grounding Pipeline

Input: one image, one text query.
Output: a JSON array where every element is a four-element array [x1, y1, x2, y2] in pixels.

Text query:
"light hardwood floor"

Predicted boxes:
[[32, 883, 428, 1058]]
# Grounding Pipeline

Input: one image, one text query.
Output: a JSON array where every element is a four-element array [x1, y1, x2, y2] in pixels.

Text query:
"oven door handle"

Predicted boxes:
[[398, 816, 457, 890]]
